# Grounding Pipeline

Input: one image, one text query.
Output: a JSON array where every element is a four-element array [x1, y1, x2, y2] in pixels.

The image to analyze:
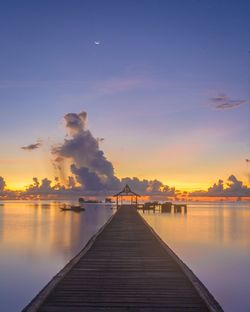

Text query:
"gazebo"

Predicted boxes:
[[113, 184, 140, 208]]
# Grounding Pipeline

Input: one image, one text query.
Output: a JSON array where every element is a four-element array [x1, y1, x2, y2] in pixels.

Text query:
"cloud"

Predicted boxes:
[[97, 137, 104, 143], [51, 111, 176, 195], [23, 175, 176, 196], [21, 140, 42, 151], [207, 179, 224, 195], [0, 177, 19, 198], [25, 177, 69, 195], [52, 111, 120, 192], [25, 177, 53, 194], [67, 176, 76, 189], [20, 173, 249, 197], [191, 175, 250, 197], [226, 175, 248, 196], [2, 110, 250, 198], [120, 177, 176, 195], [210, 94, 247, 110], [0, 176, 6, 193], [162, 184, 176, 196], [71, 165, 105, 191]]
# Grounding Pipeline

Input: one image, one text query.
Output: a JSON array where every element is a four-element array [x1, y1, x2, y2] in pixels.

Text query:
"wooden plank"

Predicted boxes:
[[23, 205, 223, 312]]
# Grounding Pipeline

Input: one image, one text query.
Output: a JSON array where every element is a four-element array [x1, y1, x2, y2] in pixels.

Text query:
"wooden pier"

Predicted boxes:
[[137, 202, 188, 214], [23, 205, 223, 312]]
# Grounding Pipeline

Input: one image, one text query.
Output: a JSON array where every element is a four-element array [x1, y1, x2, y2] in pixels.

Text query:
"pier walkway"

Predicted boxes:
[[24, 205, 223, 312]]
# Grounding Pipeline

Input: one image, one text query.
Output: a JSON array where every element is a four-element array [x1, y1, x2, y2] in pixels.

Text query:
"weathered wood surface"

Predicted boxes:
[[24, 205, 223, 312]]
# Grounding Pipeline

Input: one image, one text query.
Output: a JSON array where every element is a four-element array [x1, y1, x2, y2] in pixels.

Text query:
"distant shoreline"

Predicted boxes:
[[0, 196, 250, 202]]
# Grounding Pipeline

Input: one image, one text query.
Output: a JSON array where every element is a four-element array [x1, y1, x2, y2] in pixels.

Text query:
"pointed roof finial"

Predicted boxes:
[[113, 184, 140, 197]]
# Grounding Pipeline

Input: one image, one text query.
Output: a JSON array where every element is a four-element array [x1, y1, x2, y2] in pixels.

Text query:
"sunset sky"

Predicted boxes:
[[0, 0, 249, 192]]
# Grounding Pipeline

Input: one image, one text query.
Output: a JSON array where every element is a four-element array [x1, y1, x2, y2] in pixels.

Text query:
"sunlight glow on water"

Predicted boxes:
[[0, 201, 114, 312], [0, 201, 249, 311], [141, 202, 250, 312]]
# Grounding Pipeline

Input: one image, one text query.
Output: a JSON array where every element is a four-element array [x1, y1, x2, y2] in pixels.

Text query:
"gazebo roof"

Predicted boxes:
[[113, 184, 140, 197]]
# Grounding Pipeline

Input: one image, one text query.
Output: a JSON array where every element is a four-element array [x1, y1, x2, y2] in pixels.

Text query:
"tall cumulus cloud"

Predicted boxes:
[[52, 111, 175, 194], [52, 112, 120, 191]]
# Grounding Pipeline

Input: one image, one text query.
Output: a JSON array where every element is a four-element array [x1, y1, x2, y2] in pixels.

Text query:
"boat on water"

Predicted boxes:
[[60, 205, 85, 212]]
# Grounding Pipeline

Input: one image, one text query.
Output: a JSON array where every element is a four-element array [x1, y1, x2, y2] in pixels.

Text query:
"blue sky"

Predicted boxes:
[[0, 0, 249, 190]]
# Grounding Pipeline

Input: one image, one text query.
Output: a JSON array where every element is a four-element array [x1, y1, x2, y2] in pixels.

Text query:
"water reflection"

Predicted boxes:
[[142, 202, 250, 312], [0, 201, 249, 312], [0, 201, 113, 312]]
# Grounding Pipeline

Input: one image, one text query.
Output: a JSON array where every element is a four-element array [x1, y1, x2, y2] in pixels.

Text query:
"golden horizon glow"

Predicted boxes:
[[5, 178, 212, 192], [4, 177, 250, 194], [1, 141, 249, 194]]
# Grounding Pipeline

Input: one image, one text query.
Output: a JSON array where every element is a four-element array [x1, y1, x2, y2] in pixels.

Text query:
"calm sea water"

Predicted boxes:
[[0, 200, 114, 312], [0, 200, 249, 311], [141, 202, 250, 312]]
